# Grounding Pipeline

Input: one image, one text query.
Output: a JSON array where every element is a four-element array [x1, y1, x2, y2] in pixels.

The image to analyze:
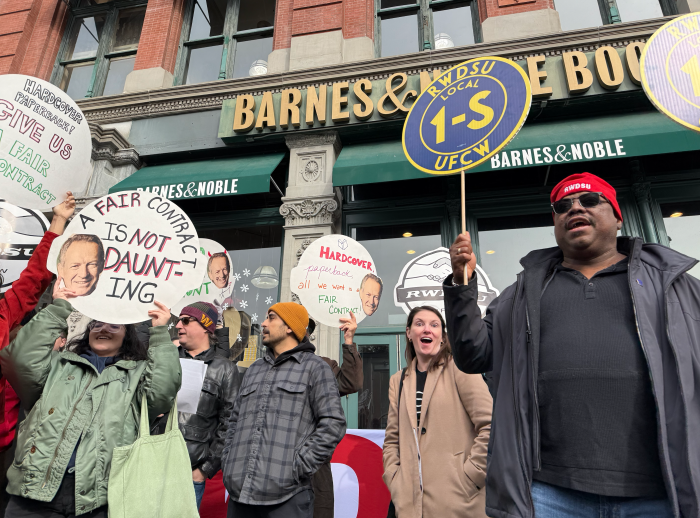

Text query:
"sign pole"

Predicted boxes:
[[460, 170, 468, 286]]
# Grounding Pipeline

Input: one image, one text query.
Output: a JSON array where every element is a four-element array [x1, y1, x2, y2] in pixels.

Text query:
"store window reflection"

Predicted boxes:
[[198, 225, 282, 362], [661, 201, 700, 279], [554, 0, 603, 31], [353, 222, 442, 327], [477, 214, 556, 292], [357, 343, 391, 429], [616, 0, 663, 22]]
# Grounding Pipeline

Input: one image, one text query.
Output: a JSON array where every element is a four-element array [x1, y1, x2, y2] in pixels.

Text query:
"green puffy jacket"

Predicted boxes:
[[0, 299, 182, 515]]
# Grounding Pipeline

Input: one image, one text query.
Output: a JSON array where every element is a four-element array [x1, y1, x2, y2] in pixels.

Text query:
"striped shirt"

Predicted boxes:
[[415, 366, 428, 426]]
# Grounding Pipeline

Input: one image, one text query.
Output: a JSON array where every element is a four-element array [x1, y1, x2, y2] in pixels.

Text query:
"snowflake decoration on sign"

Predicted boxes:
[[241, 284, 249, 292], [239, 300, 248, 309], [251, 313, 258, 323], [167, 323, 174, 330], [243, 268, 251, 277], [236, 334, 242, 343], [265, 296, 273, 304], [233, 273, 241, 282], [222, 302, 229, 310]]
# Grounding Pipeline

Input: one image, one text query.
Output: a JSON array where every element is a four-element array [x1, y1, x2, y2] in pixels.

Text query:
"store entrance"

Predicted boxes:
[[342, 332, 407, 429]]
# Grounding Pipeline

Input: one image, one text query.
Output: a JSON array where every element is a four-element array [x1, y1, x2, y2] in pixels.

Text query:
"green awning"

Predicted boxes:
[[109, 154, 285, 200], [333, 111, 700, 187]]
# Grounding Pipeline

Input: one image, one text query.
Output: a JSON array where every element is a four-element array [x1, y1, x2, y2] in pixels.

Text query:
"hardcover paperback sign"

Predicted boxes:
[[641, 13, 700, 132], [0, 75, 92, 208], [171, 238, 234, 322], [394, 248, 499, 317], [0, 201, 49, 293], [290, 235, 381, 327], [402, 56, 532, 175], [47, 191, 201, 324]]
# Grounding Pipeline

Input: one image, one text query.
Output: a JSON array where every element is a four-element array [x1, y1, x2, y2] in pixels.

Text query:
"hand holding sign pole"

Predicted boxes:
[[402, 57, 532, 283]]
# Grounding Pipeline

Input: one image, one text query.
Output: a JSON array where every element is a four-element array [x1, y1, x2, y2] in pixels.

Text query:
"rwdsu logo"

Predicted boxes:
[[563, 183, 591, 193]]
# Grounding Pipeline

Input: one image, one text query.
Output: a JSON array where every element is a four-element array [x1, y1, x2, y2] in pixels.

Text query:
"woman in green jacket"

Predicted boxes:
[[0, 282, 182, 517]]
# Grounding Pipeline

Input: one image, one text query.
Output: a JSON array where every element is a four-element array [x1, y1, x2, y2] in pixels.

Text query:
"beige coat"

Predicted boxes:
[[382, 357, 492, 518]]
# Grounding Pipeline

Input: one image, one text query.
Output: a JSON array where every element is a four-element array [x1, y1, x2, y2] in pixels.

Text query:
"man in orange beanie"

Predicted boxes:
[[444, 171, 700, 518], [221, 302, 346, 518]]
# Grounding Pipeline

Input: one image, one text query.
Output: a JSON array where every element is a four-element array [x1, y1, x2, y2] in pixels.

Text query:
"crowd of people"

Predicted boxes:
[[0, 171, 698, 518]]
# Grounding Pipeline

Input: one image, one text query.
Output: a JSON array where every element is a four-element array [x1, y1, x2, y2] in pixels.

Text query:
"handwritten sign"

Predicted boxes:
[[402, 57, 532, 175], [641, 13, 700, 133], [0, 75, 92, 208], [47, 190, 201, 324], [171, 238, 234, 322], [0, 201, 49, 293], [290, 235, 381, 327]]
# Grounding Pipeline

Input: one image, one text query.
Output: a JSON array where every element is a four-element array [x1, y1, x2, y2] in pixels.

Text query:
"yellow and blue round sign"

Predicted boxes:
[[402, 56, 531, 175], [641, 13, 700, 133]]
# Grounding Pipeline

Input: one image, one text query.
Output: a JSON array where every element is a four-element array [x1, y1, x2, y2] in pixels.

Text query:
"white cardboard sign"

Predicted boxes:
[[0, 75, 92, 209], [171, 238, 234, 322], [290, 235, 381, 327], [47, 191, 201, 324], [0, 201, 50, 293]]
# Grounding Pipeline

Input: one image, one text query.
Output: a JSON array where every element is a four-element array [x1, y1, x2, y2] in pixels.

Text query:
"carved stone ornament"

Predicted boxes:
[[280, 198, 338, 227], [296, 238, 313, 266]]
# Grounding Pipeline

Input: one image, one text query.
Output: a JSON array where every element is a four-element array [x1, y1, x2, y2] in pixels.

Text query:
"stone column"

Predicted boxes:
[[279, 132, 343, 361]]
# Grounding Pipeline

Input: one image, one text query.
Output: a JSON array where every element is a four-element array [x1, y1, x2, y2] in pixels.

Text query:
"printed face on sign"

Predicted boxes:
[[208, 253, 230, 289], [290, 235, 380, 328], [359, 274, 383, 316], [56, 234, 104, 296], [47, 191, 201, 324], [0, 75, 92, 208]]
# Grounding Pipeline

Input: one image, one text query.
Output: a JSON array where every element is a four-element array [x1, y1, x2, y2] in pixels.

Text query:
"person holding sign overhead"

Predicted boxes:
[[0, 192, 75, 455], [444, 172, 700, 518], [222, 302, 346, 518], [0, 283, 181, 518]]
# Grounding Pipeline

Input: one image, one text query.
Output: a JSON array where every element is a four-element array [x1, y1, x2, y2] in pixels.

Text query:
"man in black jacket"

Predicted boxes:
[[175, 302, 242, 509], [444, 172, 700, 518]]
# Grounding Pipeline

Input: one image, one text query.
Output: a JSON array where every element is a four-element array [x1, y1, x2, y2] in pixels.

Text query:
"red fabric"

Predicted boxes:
[[550, 173, 623, 222], [0, 231, 57, 449]]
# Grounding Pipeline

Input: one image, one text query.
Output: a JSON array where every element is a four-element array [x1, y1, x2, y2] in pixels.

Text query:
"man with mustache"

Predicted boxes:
[[444, 173, 700, 518], [56, 234, 104, 296]]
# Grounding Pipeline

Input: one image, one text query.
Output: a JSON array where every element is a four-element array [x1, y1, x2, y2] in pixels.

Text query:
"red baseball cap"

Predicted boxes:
[[550, 173, 623, 222]]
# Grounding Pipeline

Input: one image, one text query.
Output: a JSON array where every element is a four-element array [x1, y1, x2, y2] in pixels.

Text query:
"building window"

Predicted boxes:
[[54, 1, 145, 99], [660, 201, 700, 279], [555, 0, 672, 31], [376, 0, 479, 57], [175, 0, 275, 85]]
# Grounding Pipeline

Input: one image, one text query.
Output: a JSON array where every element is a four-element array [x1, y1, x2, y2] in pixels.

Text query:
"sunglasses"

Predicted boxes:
[[178, 316, 199, 326], [551, 192, 607, 215], [89, 321, 124, 334]]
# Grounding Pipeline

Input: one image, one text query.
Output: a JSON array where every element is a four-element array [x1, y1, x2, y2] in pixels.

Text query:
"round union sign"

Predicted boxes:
[[402, 56, 531, 175], [642, 13, 700, 132]]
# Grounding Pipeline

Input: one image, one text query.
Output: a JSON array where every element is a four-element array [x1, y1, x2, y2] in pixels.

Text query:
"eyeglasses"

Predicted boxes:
[[89, 321, 124, 333], [551, 192, 607, 214], [178, 316, 198, 326]]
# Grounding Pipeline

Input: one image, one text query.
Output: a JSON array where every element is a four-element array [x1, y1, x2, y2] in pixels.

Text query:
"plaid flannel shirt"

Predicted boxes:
[[221, 338, 346, 505]]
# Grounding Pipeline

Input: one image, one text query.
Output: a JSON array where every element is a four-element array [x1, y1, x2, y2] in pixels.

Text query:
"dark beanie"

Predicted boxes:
[[180, 302, 218, 333]]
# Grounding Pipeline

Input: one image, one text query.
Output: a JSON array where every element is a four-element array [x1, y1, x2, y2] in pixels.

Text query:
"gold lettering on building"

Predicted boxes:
[[255, 91, 276, 130], [353, 79, 374, 121], [526, 55, 552, 98], [562, 51, 594, 94], [233, 94, 256, 133], [378, 73, 416, 118], [280, 89, 302, 129], [332, 81, 350, 123], [594, 46, 625, 90], [306, 85, 327, 126], [625, 42, 645, 86]]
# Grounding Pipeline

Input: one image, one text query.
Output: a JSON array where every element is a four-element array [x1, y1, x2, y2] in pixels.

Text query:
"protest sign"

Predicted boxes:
[[0, 75, 92, 208], [641, 13, 700, 133], [393, 247, 499, 318], [0, 201, 49, 293], [47, 191, 201, 324], [290, 235, 381, 327], [171, 238, 234, 321]]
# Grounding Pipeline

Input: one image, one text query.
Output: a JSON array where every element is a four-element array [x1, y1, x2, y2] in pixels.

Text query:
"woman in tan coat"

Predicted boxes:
[[383, 306, 492, 518]]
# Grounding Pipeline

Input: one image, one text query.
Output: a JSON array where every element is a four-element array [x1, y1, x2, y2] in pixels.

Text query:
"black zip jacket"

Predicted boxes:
[[444, 237, 700, 518]]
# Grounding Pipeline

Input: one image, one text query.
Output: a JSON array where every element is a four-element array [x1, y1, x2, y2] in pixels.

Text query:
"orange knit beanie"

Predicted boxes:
[[268, 302, 309, 341]]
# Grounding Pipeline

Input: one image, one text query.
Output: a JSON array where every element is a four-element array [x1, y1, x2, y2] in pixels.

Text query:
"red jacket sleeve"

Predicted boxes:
[[0, 381, 20, 452], [0, 231, 58, 350]]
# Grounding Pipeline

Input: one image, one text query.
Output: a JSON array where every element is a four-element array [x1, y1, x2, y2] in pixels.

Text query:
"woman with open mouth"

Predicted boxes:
[[0, 281, 181, 518], [382, 306, 493, 518]]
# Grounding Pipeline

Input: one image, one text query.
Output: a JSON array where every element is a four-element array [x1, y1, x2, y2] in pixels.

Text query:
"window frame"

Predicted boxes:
[[51, 0, 147, 99], [173, 0, 275, 86], [557, 0, 676, 27], [374, 0, 481, 58]]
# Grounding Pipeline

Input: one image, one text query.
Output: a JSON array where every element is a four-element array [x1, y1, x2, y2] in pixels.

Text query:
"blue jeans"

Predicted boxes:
[[532, 481, 673, 518], [194, 480, 206, 510]]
